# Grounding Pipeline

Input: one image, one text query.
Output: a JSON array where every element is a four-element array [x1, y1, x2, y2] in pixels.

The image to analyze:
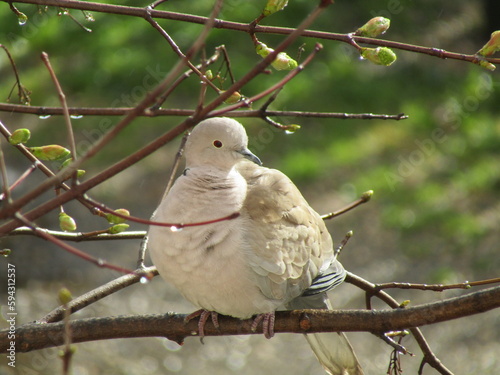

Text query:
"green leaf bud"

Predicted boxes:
[[58, 287, 73, 304], [477, 59, 496, 71], [271, 52, 298, 70], [108, 223, 129, 234], [399, 300, 410, 308], [106, 208, 130, 224], [222, 90, 242, 104], [29, 145, 71, 161], [59, 212, 77, 232], [8, 128, 31, 145], [361, 47, 397, 66], [263, 0, 289, 17], [477, 30, 500, 57], [355, 17, 391, 37], [256, 42, 274, 58], [361, 190, 374, 201], [284, 124, 301, 133]]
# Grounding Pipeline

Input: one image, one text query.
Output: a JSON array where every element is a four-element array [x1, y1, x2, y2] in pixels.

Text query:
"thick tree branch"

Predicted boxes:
[[2, 285, 498, 353]]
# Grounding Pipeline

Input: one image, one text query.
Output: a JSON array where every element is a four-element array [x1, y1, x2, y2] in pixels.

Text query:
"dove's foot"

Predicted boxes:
[[250, 312, 275, 339], [184, 309, 220, 342]]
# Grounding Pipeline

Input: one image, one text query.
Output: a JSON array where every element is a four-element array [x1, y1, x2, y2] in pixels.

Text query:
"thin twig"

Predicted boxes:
[[346, 272, 455, 375], [321, 190, 373, 220], [0, 0, 222, 228], [0, 138, 11, 203], [41, 52, 77, 162], [143, 7, 221, 94], [0, 121, 95, 211], [4, 0, 499, 66], [86, 197, 241, 229], [39, 266, 157, 323], [0, 163, 38, 201], [14, 213, 135, 274], [163, 131, 190, 198], [61, 299, 73, 375], [0, 103, 409, 120], [375, 278, 500, 292], [334, 230, 353, 257], [8, 226, 146, 241], [0, 0, 329, 234], [150, 47, 223, 110], [210, 43, 324, 118], [196, 0, 332, 119], [0, 58, 196, 224], [0, 44, 31, 104]]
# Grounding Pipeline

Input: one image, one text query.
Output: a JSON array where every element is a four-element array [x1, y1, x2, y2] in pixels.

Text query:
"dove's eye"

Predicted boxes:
[[213, 140, 223, 148]]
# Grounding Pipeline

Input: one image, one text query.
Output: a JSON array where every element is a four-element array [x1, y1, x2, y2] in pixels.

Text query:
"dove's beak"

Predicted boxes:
[[239, 148, 262, 166]]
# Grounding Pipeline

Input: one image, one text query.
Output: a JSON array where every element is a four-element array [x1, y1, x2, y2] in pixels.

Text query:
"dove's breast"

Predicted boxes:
[[148, 167, 281, 318]]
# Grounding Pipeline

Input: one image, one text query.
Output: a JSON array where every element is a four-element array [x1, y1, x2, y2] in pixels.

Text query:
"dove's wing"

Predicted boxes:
[[238, 161, 335, 304]]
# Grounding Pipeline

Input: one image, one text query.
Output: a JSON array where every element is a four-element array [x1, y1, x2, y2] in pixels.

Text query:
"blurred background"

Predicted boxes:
[[0, 0, 499, 374]]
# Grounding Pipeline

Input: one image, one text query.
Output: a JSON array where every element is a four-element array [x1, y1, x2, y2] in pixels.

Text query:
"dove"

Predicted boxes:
[[148, 117, 363, 375]]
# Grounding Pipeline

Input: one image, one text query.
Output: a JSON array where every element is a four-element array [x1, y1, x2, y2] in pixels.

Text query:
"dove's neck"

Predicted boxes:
[[155, 165, 247, 223]]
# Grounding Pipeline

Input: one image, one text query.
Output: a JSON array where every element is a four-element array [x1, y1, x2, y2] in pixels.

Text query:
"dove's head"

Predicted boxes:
[[185, 117, 262, 168]]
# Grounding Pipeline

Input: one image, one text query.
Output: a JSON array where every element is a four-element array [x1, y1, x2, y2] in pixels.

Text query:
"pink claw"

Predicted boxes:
[[184, 309, 220, 342], [250, 312, 275, 339]]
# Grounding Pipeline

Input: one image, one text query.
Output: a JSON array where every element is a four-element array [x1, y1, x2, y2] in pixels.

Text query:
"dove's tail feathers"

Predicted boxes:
[[305, 332, 364, 375], [286, 293, 364, 375], [303, 260, 347, 297]]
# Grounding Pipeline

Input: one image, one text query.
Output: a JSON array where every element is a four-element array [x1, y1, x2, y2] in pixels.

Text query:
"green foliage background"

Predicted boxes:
[[0, 1, 499, 374]]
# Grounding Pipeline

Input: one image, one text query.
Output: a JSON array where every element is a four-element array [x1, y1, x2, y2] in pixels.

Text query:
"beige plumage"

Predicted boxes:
[[148, 117, 363, 375]]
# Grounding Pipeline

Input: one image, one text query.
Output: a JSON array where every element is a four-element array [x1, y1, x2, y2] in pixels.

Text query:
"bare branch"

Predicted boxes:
[[0, 103, 408, 120], [40, 52, 77, 163], [14, 213, 135, 274], [322, 190, 373, 220], [4, 0, 499, 66], [39, 266, 157, 323], [2, 285, 498, 353], [7, 226, 146, 241]]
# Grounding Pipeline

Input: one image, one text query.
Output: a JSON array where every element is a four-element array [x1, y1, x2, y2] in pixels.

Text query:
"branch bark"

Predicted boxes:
[[4, 0, 500, 65], [2, 285, 499, 353], [0, 103, 407, 120]]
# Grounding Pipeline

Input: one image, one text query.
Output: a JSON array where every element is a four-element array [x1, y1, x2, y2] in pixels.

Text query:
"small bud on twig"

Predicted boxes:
[[284, 124, 301, 133], [477, 59, 496, 71], [271, 52, 298, 70], [222, 90, 242, 104], [59, 212, 77, 232], [8, 128, 31, 145], [58, 287, 73, 305], [256, 42, 274, 58], [361, 190, 374, 202], [360, 47, 397, 66], [108, 223, 130, 234], [354, 17, 391, 38], [263, 0, 289, 17], [29, 145, 71, 161], [106, 208, 130, 224], [256, 42, 298, 71], [477, 30, 500, 57]]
